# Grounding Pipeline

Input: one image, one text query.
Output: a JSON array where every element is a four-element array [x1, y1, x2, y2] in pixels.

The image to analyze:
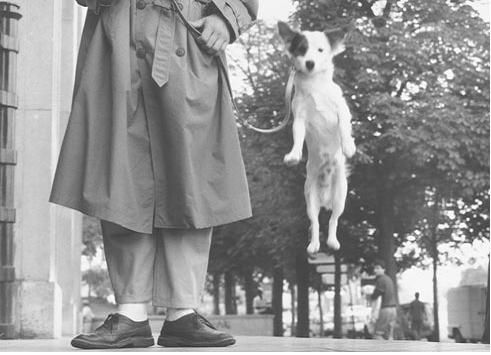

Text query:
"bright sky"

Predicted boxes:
[[256, 0, 489, 22], [258, 0, 295, 22], [474, 0, 490, 22]]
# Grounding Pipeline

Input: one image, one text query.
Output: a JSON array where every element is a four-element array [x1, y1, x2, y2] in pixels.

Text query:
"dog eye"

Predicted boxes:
[[318, 48, 324, 52]]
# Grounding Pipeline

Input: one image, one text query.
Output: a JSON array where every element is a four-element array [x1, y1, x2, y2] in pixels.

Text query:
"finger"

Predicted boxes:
[[206, 32, 219, 48], [205, 32, 219, 53], [189, 18, 205, 29], [200, 23, 213, 43], [212, 38, 226, 53], [195, 35, 207, 47], [215, 25, 230, 45], [220, 41, 228, 52], [206, 46, 218, 56]]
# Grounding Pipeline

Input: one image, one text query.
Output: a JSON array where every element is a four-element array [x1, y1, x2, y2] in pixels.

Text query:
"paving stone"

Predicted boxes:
[[0, 336, 489, 352]]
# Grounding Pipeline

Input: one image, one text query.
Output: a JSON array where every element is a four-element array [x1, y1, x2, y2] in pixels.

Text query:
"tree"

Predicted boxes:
[[82, 267, 112, 300], [292, 0, 489, 293], [82, 215, 103, 259], [210, 0, 488, 339]]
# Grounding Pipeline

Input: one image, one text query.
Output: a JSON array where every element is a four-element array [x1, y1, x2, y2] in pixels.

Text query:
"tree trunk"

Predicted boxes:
[[334, 253, 342, 338], [317, 286, 324, 337], [431, 195, 440, 342], [213, 273, 221, 315], [244, 269, 255, 315], [290, 282, 296, 336], [225, 271, 237, 315], [273, 266, 284, 336], [376, 181, 398, 303], [432, 252, 440, 342], [482, 258, 490, 344], [296, 250, 310, 337]]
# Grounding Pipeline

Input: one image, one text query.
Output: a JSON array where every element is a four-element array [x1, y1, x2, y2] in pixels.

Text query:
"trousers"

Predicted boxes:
[[101, 220, 212, 308], [374, 306, 397, 340]]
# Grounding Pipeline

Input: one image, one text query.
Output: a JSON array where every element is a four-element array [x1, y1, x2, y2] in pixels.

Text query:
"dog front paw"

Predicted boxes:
[[342, 139, 356, 158], [284, 152, 302, 166]]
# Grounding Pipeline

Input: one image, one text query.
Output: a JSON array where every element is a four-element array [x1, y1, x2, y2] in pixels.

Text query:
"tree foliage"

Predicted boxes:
[[209, 21, 311, 288], [208, 0, 489, 323], [82, 215, 103, 258], [291, 0, 489, 280]]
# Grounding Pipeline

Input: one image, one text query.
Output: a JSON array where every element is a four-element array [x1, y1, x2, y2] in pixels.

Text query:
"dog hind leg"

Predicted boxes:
[[325, 165, 347, 250], [305, 179, 321, 255]]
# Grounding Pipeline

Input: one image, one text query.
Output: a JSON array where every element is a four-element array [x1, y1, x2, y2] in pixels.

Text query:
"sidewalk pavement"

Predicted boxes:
[[1, 336, 490, 352]]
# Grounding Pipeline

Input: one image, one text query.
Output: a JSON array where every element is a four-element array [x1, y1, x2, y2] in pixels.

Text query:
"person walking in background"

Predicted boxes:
[[370, 259, 397, 340], [50, 0, 258, 349], [409, 292, 426, 340], [81, 300, 95, 333]]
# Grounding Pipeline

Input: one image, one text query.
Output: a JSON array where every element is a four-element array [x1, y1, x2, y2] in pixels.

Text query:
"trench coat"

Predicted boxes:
[[49, 0, 257, 233]]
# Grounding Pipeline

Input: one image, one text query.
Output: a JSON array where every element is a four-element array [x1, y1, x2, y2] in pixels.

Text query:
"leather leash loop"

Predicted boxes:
[[244, 67, 295, 134]]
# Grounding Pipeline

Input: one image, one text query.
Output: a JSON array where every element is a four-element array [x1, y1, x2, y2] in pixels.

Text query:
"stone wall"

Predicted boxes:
[[12, 0, 85, 338]]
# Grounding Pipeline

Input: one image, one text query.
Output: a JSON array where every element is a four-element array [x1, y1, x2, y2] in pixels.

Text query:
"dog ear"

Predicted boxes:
[[278, 21, 298, 45], [324, 24, 353, 56]]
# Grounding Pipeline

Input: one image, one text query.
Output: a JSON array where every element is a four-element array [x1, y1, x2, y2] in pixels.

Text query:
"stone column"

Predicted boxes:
[[13, 0, 85, 338]]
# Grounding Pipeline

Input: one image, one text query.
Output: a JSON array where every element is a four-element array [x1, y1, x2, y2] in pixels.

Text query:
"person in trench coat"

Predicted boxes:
[[50, 0, 258, 349]]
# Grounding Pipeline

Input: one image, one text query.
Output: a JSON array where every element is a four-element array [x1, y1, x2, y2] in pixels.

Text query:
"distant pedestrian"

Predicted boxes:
[[409, 292, 426, 340], [81, 301, 95, 333], [370, 259, 397, 340]]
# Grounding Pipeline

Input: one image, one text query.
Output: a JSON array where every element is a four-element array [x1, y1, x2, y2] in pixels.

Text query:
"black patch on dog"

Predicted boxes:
[[289, 33, 308, 57]]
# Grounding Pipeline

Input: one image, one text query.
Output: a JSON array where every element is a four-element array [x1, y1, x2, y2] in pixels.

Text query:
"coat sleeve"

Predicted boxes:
[[210, 0, 258, 42]]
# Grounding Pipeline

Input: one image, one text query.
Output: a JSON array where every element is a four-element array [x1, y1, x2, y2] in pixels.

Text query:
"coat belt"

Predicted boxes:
[[141, 0, 175, 87]]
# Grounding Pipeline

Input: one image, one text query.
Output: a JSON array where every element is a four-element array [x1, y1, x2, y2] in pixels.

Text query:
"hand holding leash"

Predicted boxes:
[[190, 15, 231, 56], [170, 0, 238, 118]]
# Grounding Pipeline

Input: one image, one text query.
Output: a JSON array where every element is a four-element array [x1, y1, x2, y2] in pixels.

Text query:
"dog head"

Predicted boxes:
[[278, 21, 351, 75]]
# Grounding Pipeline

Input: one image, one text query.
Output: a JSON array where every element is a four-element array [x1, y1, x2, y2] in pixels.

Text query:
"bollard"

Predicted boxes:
[[0, 0, 21, 340]]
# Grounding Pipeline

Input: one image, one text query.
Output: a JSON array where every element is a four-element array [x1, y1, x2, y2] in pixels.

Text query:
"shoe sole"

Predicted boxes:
[[157, 335, 236, 347], [71, 336, 155, 349]]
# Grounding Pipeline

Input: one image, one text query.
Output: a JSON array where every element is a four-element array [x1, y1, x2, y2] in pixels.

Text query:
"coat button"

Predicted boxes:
[[136, 0, 146, 10], [176, 48, 186, 57], [177, 2, 184, 10], [136, 47, 146, 58]]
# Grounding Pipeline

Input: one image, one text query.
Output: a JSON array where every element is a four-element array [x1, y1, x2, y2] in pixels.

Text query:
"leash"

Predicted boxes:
[[244, 67, 295, 134], [170, 0, 294, 133]]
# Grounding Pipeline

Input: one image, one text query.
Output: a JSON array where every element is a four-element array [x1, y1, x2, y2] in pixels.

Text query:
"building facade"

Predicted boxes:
[[1, 0, 85, 338]]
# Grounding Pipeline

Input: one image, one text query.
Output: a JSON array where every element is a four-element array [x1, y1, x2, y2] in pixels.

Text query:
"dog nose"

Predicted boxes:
[[306, 60, 315, 71]]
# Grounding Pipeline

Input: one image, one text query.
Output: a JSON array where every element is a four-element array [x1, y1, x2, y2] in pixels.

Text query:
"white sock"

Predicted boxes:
[[117, 303, 148, 322], [166, 308, 195, 322]]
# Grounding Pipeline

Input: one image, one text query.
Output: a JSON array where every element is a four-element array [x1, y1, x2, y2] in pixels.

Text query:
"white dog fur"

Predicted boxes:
[[278, 22, 356, 254]]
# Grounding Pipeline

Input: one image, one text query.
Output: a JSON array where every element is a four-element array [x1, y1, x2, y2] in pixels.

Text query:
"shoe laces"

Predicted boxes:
[[196, 313, 217, 330], [98, 313, 118, 333]]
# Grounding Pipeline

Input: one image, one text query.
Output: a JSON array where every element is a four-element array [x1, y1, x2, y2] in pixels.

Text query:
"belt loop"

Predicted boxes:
[[151, 0, 176, 86]]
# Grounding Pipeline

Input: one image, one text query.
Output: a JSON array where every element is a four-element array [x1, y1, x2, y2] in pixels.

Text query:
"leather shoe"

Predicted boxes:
[[158, 312, 235, 347], [71, 313, 154, 349]]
